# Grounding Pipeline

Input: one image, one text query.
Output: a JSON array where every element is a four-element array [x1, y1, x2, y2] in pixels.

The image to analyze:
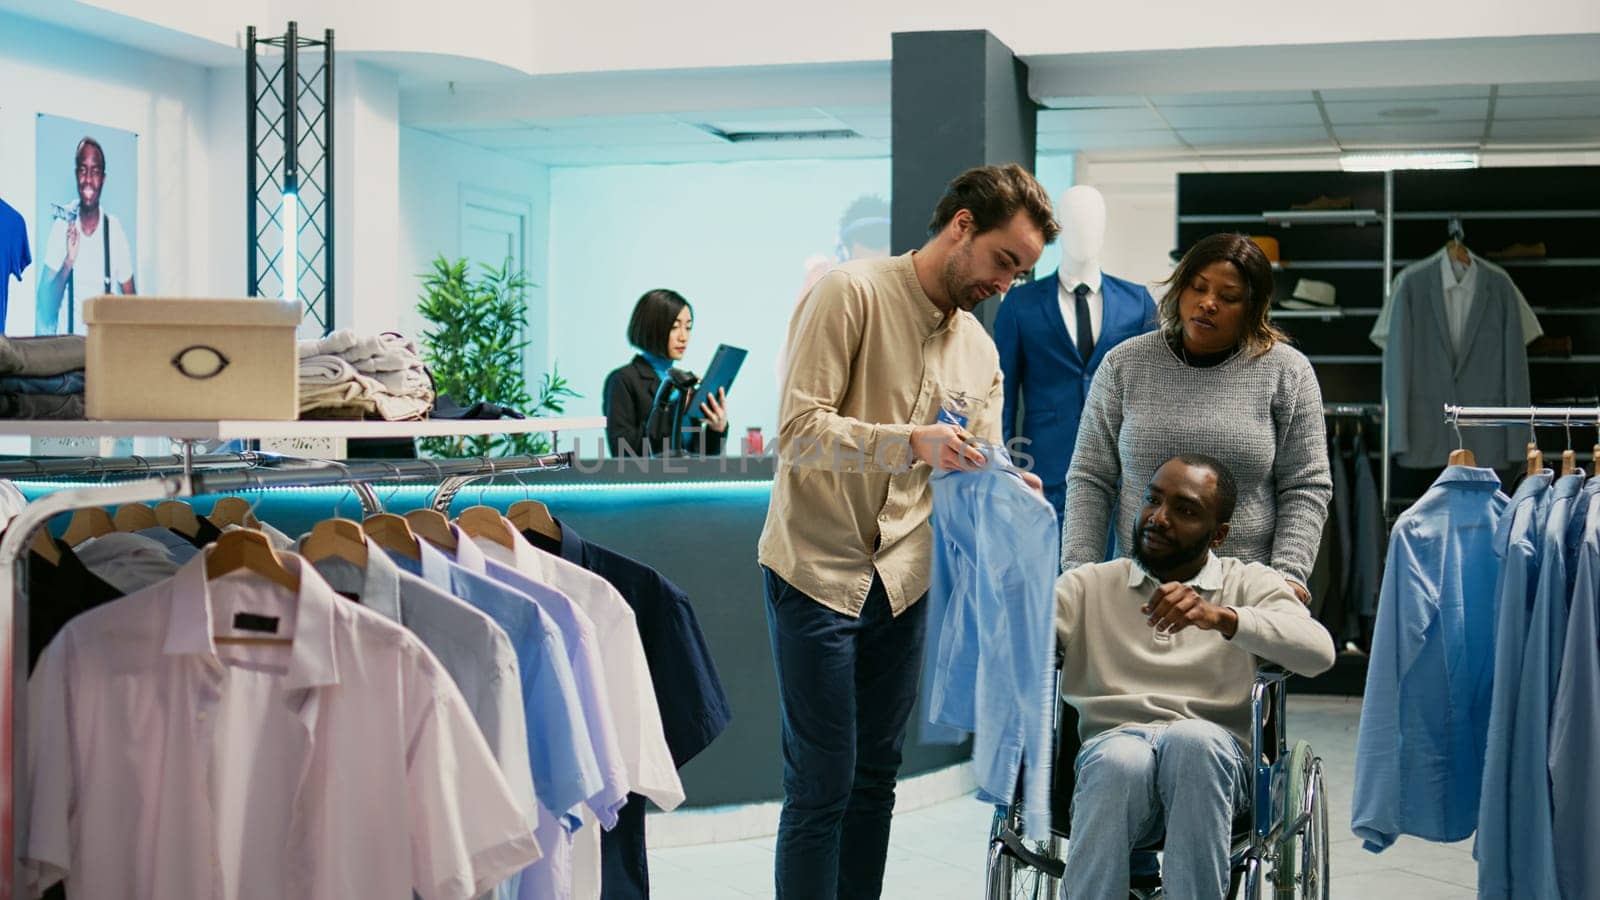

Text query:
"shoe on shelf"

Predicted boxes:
[[1486, 241, 1547, 260], [1288, 195, 1355, 211]]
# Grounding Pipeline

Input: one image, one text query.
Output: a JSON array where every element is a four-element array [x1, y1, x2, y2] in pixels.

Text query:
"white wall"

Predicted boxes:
[[0, 11, 229, 333], [398, 127, 552, 388], [53, 0, 1600, 77]]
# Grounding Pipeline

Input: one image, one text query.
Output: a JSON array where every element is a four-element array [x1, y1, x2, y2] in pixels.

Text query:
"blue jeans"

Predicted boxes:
[[763, 567, 928, 900], [1062, 720, 1249, 900]]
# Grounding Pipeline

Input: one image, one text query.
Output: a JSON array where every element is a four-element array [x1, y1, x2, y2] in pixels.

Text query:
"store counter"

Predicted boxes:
[[26, 455, 969, 809]]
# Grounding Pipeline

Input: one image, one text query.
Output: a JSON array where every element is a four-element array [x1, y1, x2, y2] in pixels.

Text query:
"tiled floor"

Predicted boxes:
[[649, 695, 1480, 898]]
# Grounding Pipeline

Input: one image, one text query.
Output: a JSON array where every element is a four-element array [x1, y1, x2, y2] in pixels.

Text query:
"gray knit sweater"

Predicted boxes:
[[1061, 331, 1332, 585]]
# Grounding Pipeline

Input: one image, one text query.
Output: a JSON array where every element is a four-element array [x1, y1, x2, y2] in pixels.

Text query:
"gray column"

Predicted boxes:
[[891, 30, 1037, 332]]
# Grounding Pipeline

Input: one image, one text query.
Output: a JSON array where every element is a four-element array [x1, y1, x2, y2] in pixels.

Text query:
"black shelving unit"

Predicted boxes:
[[1178, 165, 1600, 516]]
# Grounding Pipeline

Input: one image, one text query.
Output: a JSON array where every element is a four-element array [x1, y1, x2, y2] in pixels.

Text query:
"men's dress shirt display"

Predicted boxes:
[[1352, 466, 1507, 851], [525, 518, 731, 900], [446, 527, 638, 900], [1472, 470, 1548, 890], [395, 534, 603, 900], [923, 452, 1058, 838], [25, 553, 541, 900], [1474, 470, 1553, 898], [1551, 487, 1600, 900], [306, 538, 538, 900], [475, 526, 685, 900], [1375, 250, 1535, 468]]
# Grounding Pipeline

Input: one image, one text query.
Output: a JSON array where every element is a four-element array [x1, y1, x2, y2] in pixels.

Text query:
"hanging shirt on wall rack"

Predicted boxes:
[[25, 553, 542, 900]]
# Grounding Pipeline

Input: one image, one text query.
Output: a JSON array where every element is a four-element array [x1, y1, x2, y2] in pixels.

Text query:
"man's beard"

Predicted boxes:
[[1132, 519, 1210, 576], [940, 243, 988, 312]]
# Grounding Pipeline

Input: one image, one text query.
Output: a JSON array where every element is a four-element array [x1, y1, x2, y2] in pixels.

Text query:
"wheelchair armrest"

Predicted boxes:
[[1253, 664, 1290, 687]]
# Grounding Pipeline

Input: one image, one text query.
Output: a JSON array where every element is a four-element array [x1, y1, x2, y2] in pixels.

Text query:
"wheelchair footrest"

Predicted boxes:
[[997, 830, 1066, 880]]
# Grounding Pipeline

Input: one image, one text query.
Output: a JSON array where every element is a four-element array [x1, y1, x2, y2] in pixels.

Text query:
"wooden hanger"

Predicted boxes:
[[209, 496, 258, 529], [154, 500, 202, 538], [61, 507, 114, 546], [362, 513, 421, 562], [456, 506, 516, 549], [1448, 447, 1477, 467], [1446, 239, 1471, 266], [113, 503, 159, 532], [206, 529, 298, 645], [1562, 449, 1579, 477], [404, 509, 458, 552], [300, 518, 368, 568], [507, 499, 561, 542], [30, 529, 61, 566], [1527, 442, 1545, 478]]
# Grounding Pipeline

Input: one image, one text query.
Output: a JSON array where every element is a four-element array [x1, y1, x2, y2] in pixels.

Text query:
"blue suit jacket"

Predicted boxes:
[[993, 271, 1157, 498]]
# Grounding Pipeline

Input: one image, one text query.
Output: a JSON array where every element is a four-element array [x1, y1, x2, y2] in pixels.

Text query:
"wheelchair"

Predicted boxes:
[[985, 666, 1329, 900]]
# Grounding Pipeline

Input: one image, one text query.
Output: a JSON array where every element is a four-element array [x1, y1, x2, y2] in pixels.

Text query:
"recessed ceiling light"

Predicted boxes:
[[1378, 106, 1441, 119], [1340, 151, 1480, 171]]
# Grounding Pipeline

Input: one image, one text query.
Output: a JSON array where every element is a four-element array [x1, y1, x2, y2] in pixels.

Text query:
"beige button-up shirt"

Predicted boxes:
[[759, 251, 1005, 617]]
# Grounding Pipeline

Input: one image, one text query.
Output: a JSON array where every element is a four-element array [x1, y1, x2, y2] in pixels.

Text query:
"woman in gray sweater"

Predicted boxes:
[[1061, 233, 1332, 603]]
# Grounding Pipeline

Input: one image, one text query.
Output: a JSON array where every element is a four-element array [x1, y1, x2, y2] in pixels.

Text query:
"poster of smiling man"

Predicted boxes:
[[34, 114, 139, 336]]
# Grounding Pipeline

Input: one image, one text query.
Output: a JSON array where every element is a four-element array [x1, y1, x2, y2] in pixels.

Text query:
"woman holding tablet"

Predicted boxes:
[[603, 288, 730, 456]]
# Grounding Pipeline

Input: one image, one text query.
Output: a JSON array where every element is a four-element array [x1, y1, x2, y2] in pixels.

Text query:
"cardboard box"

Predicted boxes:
[[85, 297, 301, 420]]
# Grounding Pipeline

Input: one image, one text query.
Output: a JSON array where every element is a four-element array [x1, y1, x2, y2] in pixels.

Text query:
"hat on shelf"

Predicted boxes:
[[1279, 278, 1338, 310], [1248, 235, 1280, 263]]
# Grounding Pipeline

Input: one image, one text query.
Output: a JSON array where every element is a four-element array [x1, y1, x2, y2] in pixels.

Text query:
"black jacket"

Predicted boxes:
[[602, 354, 726, 457]]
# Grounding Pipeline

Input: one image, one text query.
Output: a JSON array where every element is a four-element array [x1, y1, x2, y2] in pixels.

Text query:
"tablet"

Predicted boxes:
[[686, 344, 747, 420]]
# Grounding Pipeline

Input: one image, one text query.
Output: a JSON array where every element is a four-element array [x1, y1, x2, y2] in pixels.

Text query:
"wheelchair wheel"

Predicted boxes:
[[1272, 741, 1330, 899], [986, 802, 1062, 900]]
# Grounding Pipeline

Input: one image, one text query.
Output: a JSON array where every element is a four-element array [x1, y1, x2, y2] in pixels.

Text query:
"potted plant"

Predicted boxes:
[[416, 256, 578, 457]]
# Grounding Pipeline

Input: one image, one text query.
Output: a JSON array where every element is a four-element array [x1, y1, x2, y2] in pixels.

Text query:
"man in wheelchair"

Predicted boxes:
[[1054, 454, 1335, 899]]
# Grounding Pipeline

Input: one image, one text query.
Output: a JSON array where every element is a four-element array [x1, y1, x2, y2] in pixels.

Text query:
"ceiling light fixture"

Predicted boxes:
[[1340, 151, 1480, 171], [695, 124, 862, 143]]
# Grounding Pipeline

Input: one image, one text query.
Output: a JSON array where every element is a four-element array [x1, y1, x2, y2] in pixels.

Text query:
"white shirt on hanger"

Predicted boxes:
[[1057, 271, 1104, 348], [25, 553, 540, 900]]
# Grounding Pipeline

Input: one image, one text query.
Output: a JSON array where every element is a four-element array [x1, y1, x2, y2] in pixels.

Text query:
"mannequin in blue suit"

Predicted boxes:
[[994, 185, 1157, 523]]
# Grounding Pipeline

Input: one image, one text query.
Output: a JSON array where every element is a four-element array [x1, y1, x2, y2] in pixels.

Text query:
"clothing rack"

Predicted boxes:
[[0, 447, 574, 897], [1445, 404, 1600, 429], [1324, 402, 1383, 419]]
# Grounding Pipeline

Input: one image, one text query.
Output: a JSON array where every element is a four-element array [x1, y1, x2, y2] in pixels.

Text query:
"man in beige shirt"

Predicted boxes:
[[1055, 454, 1335, 899], [757, 164, 1057, 900]]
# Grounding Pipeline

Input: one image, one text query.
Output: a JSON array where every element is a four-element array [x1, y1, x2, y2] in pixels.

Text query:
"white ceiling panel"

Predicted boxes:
[[462, 123, 726, 150], [1489, 118, 1600, 140], [1157, 103, 1323, 129], [1178, 125, 1333, 148], [1495, 95, 1600, 120], [1333, 121, 1487, 144], [1496, 81, 1600, 97], [1317, 84, 1490, 102], [696, 116, 845, 134], [1037, 95, 1147, 109], [522, 114, 678, 129], [426, 127, 557, 149], [1037, 106, 1165, 133], [1147, 91, 1312, 106], [1038, 130, 1184, 151], [1322, 96, 1490, 125]]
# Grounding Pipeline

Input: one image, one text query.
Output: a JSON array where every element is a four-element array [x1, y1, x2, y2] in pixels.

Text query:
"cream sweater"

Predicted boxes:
[[1055, 554, 1336, 747]]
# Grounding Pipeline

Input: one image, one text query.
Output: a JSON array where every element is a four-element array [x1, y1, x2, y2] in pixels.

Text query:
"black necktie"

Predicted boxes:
[[1074, 283, 1095, 362]]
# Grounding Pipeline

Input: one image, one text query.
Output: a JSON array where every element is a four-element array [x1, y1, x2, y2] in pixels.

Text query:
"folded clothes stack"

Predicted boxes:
[[0, 335, 86, 420], [297, 330, 434, 421]]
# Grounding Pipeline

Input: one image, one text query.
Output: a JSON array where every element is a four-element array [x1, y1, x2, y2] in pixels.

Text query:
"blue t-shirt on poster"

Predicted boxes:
[[0, 198, 31, 333]]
